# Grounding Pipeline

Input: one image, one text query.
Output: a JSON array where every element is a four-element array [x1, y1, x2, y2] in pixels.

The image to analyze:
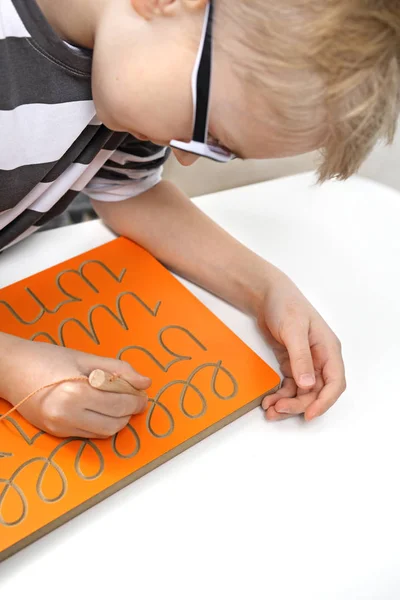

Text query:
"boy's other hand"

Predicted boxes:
[[0, 336, 150, 438], [257, 272, 346, 421]]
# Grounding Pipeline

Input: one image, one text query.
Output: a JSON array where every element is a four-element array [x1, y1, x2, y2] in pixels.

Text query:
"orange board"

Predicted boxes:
[[0, 237, 280, 561]]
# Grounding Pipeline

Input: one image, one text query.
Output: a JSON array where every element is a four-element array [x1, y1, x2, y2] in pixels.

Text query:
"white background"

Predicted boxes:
[[1, 173, 400, 599]]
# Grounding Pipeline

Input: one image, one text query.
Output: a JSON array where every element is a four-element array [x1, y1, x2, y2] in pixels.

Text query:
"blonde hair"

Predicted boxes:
[[216, 0, 400, 180]]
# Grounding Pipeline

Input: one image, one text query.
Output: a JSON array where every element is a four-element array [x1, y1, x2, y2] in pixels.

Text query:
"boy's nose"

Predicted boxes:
[[171, 149, 200, 167]]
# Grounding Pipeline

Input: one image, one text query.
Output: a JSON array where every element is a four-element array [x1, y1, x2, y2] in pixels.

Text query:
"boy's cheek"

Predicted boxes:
[[91, 69, 114, 127], [91, 54, 134, 131], [91, 77, 128, 132]]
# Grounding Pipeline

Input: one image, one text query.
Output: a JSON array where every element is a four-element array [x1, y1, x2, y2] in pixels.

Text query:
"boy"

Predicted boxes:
[[0, 0, 397, 438]]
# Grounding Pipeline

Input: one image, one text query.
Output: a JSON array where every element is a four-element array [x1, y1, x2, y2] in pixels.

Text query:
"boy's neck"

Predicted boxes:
[[36, 0, 98, 49]]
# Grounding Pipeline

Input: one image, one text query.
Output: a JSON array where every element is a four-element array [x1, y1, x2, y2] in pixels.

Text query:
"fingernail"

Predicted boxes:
[[305, 412, 318, 422], [299, 374, 315, 387], [262, 398, 270, 410], [277, 408, 292, 414]]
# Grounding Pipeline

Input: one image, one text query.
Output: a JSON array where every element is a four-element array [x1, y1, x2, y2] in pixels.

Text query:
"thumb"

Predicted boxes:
[[282, 323, 315, 389], [95, 357, 152, 391]]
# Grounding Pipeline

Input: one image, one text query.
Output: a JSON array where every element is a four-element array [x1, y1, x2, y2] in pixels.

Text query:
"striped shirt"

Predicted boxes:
[[0, 0, 169, 251]]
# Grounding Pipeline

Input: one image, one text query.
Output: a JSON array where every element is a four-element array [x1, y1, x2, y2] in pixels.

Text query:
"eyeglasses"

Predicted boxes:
[[170, 0, 236, 163]]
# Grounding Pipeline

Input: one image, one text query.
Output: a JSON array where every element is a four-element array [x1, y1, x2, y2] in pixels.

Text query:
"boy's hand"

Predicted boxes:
[[0, 335, 150, 438], [94, 183, 346, 422], [257, 273, 346, 421]]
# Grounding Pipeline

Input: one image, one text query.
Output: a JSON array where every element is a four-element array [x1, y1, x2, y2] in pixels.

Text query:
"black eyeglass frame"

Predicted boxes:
[[170, 0, 236, 163]]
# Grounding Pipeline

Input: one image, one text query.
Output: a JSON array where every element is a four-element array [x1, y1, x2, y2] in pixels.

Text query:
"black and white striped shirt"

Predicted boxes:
[[0, 0, 169, 251]]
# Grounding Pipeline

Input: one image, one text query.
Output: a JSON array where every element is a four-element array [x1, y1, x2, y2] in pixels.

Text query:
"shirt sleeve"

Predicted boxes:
[[83, 137, 171, 202]]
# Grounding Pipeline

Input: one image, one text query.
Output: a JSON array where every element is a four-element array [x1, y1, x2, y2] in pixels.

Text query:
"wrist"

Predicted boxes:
[[233, 254, 283, 318]]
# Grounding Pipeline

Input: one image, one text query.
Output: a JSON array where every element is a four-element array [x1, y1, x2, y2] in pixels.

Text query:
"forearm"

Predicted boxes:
[[0, 332, 24, 400], [92, 181, 281, 316]]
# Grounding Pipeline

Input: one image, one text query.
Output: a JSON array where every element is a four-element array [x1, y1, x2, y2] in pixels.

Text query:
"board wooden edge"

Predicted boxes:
[[0, 384, 280, 563]]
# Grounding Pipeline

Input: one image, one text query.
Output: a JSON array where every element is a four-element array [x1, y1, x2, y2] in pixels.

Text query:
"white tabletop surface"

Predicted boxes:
[[1, 172, 400, 599]]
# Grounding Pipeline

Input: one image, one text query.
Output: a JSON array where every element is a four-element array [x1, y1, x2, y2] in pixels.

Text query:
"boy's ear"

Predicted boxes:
[[130, 0, 208, 19], [159, 0, 209, 15]]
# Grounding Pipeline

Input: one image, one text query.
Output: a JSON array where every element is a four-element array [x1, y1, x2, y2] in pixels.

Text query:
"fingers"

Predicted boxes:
[[305, 353, 346, 421], [50, 387, 135, 437], [85, 389, 148, 418], [48, 414, 131, 439], [265, 348, 346, 423], [43, 401, 132, 438], [274, 391, 317, 415], [52, 427, 110, 440], [80, 411, 131, 438], [281, 322, 316, 390], [112, 360, 152, 392], [274, 373, 324, 415], [42, 382, 148, 438], [262, 374, 323, 418], [264, 405, 293, 422], [262, 377, 297, 410], [83, 356, 152, 392]]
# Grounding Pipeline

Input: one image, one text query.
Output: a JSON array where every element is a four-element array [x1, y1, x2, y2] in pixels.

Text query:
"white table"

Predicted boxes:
[[1, 172, 400, 600]]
